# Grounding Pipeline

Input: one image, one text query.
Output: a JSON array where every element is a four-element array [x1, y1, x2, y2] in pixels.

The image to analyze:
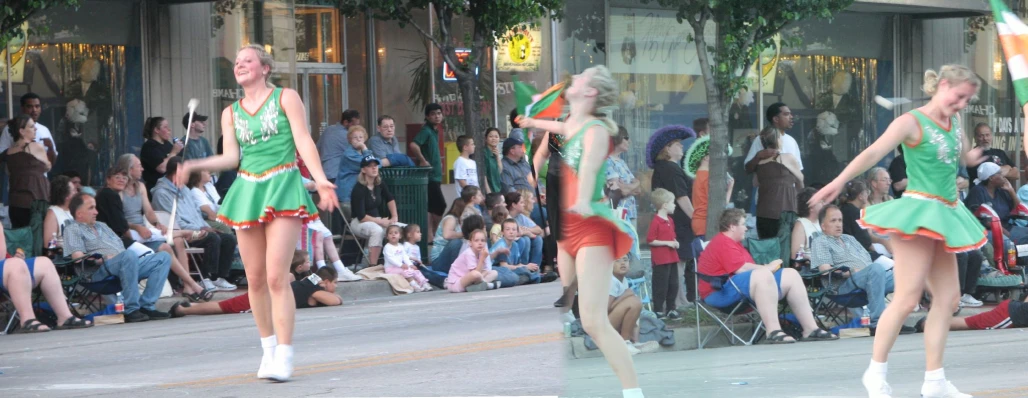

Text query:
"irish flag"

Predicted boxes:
[[993, 0, 1028, 106]]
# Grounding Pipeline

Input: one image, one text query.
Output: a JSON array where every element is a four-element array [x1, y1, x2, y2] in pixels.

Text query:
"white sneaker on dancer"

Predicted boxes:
[[863, 368, 893, 398], [623, 387, 645, 398], [257, 355, 275, 379], [257, 335, 277, 379], [921, 380, 971, 398], [266, 345, 294, 382]]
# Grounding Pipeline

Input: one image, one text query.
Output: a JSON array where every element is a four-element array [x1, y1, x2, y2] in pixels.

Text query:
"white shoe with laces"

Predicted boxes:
[[212, 278, 237, 291], [335, 265, 362, 282], [624, 340, 641, 356], [266, 352, 293, 382], [921, 380, 972, 398], [863, 368, 893, 398], [257, 355, 274, 379], [959, 294, 983, 308]]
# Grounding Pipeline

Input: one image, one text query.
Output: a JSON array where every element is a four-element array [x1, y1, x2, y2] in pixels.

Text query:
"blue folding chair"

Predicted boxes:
[[692, 238, 764, 348], [626, 276, 652, 313]]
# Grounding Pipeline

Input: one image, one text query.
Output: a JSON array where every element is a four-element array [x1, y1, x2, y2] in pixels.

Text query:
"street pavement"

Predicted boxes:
[[0, 283, 565, 397], [565, 327, 1028, 397]]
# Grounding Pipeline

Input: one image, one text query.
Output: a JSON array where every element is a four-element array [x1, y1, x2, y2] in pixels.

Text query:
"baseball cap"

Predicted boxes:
[[360, 155, 381, 168], [503, 137, 524, 156], [182, 112, 209, 128]]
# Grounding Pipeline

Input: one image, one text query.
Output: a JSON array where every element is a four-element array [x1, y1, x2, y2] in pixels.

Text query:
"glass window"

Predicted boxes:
[[374, 9, 430, 141], [7, 0, 145, 187]]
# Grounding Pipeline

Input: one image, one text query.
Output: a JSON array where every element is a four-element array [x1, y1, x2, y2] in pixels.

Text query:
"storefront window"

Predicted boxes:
[[496, 20, 556, 137], [374, 9, 431, 141], [6, 0, 145, 186]]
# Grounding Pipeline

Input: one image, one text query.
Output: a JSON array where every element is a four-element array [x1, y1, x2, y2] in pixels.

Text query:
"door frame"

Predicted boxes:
[[297, 62, 347, 137]]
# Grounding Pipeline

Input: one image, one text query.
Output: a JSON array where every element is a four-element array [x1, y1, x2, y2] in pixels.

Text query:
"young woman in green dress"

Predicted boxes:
[[177, 44, 338, 382], [519, 65, 642, 398], [812, 65, 987, 398]]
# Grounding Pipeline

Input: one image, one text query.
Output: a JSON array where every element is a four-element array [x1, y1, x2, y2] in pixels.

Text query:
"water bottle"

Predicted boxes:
[[46, 233, 58, 259], [860, 305, 871, 327], [115, 292, 125, 314]]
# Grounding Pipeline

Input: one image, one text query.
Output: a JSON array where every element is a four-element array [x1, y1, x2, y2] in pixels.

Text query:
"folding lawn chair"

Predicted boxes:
[[692, 238, 764, 348]]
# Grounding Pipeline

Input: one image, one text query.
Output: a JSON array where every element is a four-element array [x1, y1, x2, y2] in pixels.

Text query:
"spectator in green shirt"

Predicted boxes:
[[409, 103, 447, 240]]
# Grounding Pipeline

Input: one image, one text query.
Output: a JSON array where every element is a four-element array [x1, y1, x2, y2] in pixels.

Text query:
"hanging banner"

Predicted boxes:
[[608, 7, 715, 75], [0, 22, 29, 83], [497, 26, 542, 72], [746, 34, 781, 94]]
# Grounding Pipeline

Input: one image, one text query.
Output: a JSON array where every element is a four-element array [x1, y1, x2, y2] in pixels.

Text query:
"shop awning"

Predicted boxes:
[[850, 0, 989, 18]]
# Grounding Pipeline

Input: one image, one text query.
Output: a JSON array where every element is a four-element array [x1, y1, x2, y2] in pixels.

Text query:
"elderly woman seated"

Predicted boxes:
[[697, 208, 837, 344]]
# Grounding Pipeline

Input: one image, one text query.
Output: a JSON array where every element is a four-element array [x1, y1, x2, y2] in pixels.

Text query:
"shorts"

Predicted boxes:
[[560, 212, 633, 260], [444, 278, 465, 293], [702, 268, 784, 308], [427, 181, 446, 216], [0, 257, 36, 293], [964, 299, 1028, 330], [217, 293, 253, 313]]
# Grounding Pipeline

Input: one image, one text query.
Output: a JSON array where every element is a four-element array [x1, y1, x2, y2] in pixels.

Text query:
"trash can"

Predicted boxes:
[[380, 167, 432, 260]]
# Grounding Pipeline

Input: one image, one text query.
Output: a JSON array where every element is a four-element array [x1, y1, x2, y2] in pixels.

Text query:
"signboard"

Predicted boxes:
[[442, 48, 476, 82], [0, 22, 29, 83], [746, 34, 781, 93], [497, 26, 542, 72], [608, 7, 715, 75]]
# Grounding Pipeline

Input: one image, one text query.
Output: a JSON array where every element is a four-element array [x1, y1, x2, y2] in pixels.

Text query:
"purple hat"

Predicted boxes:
[[646, 125, 695, 168]]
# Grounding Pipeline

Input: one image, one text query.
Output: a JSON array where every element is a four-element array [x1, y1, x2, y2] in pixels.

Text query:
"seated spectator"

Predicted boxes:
[[485, 192, 506, 233], [428, 198, 467, 272], [505, 191, 544, 266], [698, 208, 836, 343], [520, 188, 549, 238], [42, 176, 77, 248], [348, 155, 396, 266], [335, 126, 373, 205], [1, 227, 92, 332], [608, 255, 657, 354], [811, 205, 911, 333], [96, 167, 212, 302], [64, 193, 173, 323], [956, 250, 984, 307], [367, 115, 414, 167], [915, 295, 1028, 333], [403, 224, 425, 265], [171, 258, 341, 318], [490, 218, 541, 285], [151, 157, 238, 291], [489, 206, 509, 245], [460, 185, 484, 222], [840, 180, 894, 262], [501, 137, 535, 193], [967, 162, 1027, 243], [181, 112, 214, 160], [187, 170, 231, 234], [444, 229, 500, 293], [866, 166, 893, 206], [790, 188, 823, 259], [383, 225, 431, 292]]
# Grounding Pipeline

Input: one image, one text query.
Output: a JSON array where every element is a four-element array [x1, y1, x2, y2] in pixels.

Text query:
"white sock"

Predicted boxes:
[[332, 260, 345, 269], [260, 335, 277, 359], [623, 387, 644, 398], [274, 344, 294, 363], [925, 368, 945, 381], [316, 260, 326, 269], [868, 360, 887, 377]]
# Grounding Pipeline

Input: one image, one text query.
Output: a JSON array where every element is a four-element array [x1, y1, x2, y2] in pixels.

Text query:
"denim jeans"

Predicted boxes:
[[429, 239, 465, 274], [494, 266, 519, 287], [93, 251, 172, 314], [837, 261, 895, 325], [511, 266, 541, 284], [517, 236, 544, 265], [385, 153, 415, 167], [191, 231, 237, 280]]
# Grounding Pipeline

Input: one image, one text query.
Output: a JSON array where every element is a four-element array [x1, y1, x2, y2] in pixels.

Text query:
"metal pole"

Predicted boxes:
[[5, 42, 12, 119], [550, 18, 558, 86], [492, 46, 498, 127], [366, 10, 378, 126], [429, 3, 435, 103], [757, 56, 763, 132]]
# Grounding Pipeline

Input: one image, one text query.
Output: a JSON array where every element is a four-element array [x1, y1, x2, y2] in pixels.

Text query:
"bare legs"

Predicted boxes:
[[747, 267, 823, 340], [158, 242, 204, 295], [368, 245, 382, 267], [609, 294, 642, 342], [2, 257, 78, 331], [456, 269, 498, 290], [574, 246, 639, 390]]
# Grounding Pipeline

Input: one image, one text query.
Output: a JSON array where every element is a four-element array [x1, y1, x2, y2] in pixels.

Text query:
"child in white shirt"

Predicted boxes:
[[383, 225, 430, 292], [452, 135, 479, 196]]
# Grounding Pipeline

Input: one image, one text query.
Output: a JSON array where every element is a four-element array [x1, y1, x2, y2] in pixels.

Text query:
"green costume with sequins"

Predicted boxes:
[[859, 110, 986, 252], [216, 88, 320, 229]]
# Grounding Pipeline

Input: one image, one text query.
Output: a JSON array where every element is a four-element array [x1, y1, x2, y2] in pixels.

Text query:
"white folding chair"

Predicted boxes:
[[154, 211, 208, 281]]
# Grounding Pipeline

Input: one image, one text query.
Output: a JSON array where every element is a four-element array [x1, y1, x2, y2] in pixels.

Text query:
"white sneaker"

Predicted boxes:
[[862, 368, 893, 398], [633, 340, 660, 354], [921, 380, 971, 398], [202, 278, 217, 291], [212, 278, 237, 291], [959, 294, 983, 308], [335, 265, 362, 282], [266, 354, 293, 382], [624, 340, 641, 356], [257, 355, 274, 379]]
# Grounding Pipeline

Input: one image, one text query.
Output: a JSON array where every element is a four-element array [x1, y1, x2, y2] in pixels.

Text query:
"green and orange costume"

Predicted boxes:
[[859, 110, 986, 252], [217, 88, 320, 229]]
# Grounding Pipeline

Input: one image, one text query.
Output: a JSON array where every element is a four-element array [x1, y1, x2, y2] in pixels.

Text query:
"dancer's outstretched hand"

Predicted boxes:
[[175, 161, 192, 187], [964, 146, 987, 168], [809, 180, 843, 208], [315, 179, 339, 213]]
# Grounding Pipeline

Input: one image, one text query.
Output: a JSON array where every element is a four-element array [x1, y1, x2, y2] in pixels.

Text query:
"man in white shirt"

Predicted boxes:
[[0, 93, 57, 164], [744, 102, 802, 173]]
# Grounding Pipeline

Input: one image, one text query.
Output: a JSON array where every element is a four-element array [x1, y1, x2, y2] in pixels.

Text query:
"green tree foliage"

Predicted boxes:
[[1, 0, 80, 48], [649, 0, 853, 237]]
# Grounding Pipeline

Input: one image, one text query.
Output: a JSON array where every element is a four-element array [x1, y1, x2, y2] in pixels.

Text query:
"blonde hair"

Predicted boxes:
[[759, 127, 780, 150], [348, 125, 368, 145], [240, 44, 275, 88], [650, 188, 675, 208], [584, 65, 619, 134], [923, 65, 980, 97], [517, 188, 535, 213]]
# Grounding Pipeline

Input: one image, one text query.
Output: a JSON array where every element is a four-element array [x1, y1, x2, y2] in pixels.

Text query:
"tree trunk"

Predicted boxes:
[[690, 18, 732, 239]]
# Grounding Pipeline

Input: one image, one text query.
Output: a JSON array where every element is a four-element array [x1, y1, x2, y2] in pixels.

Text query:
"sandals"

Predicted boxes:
[[18, 319, 50, 333], [55, 317, 93, 330], [170, 301, 189, 318], [800, 329, 838, 342], [185, 288, 215, 303], [765, 329, 795, 344]]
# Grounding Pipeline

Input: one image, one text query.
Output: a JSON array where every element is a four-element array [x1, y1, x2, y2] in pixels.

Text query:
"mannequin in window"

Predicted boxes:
[[815, 71, 862, 158], [63, 59, 112, 155]]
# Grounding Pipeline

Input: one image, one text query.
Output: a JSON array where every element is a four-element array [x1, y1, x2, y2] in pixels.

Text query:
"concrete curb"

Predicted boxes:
[[153, 279, 401, 311]]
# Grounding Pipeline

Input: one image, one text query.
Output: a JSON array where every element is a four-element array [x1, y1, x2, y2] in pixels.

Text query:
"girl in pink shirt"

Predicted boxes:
[[445, 229, 500, 293]]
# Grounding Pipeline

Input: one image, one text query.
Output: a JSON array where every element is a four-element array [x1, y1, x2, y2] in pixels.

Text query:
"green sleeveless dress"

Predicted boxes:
[[561, 120, 634, 259], [216, 88, 320, 229], [859, 110, 985, 252]]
